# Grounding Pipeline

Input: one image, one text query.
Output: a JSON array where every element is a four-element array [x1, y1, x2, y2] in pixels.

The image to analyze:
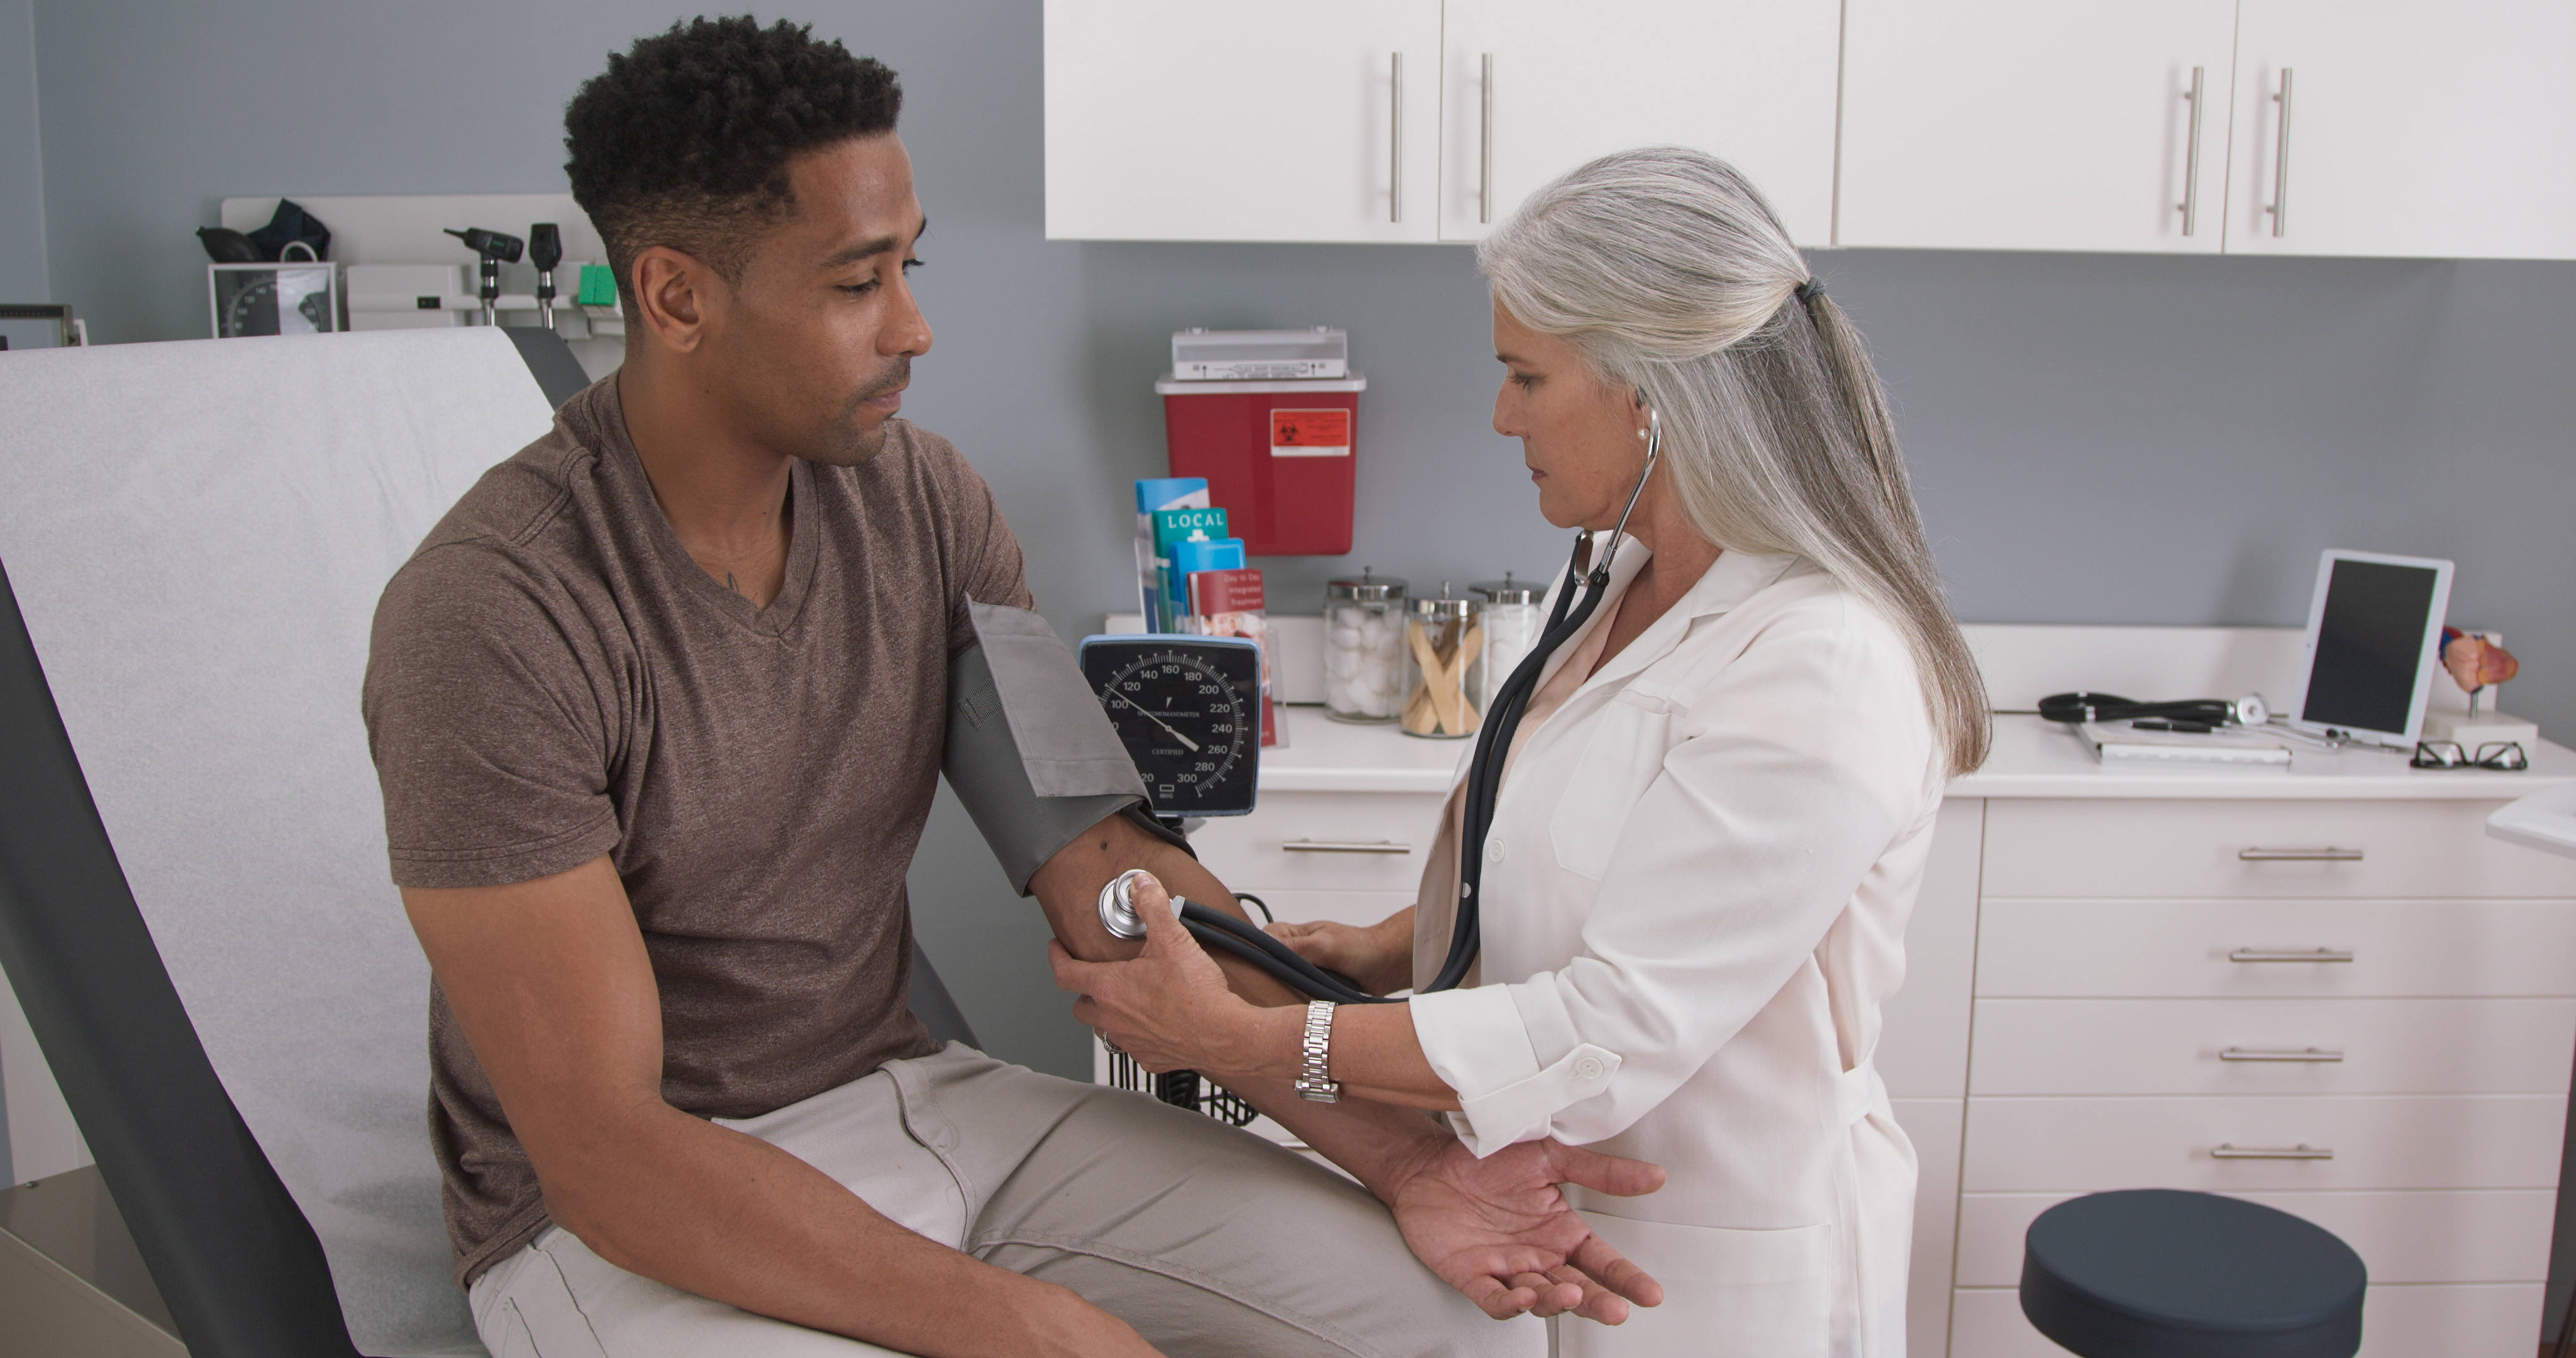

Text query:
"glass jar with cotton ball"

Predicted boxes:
[[1468, 575, 1543, 715], [1323, 570, 1407, 723]]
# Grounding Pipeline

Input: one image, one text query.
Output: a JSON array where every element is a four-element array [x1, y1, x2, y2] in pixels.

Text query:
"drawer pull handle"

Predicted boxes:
[[2212, 1142, 2333, 1160], [2229, 948, 2355, 963], [1282, 839, 1413, 855], [2220, 1046, 2345, 1063], [2239, 847, 2363, 862]]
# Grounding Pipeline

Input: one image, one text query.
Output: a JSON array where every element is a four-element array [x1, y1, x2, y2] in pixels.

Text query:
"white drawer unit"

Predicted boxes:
[[1941, 780, 2576, 1357], [1187, 788, 1445, 897], [1975, 898, 2576, 999], [1962, 1094, 2569, 1194], [1969, 997, 2576, 1096], [1984, 798, 2576, 900]]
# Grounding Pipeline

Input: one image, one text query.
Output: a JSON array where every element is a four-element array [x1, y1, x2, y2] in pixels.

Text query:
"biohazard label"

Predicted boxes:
[[1269, 408, 1351, 457]]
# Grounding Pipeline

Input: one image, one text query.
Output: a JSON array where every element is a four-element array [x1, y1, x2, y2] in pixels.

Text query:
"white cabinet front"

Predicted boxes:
[[2226, 0, 2576, 259], [1838, 0, 2237, 253], [1043, 0, 1441, 241], [1435, 0, 1840, 246]]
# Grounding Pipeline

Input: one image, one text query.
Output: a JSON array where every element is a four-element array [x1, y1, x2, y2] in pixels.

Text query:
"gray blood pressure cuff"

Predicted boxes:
[[945, 600, 1189, 893]]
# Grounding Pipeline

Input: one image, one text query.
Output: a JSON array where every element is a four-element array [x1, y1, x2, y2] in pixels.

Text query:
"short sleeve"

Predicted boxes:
[[908, 430, 1033, 653], [362, 544, 622, 889]]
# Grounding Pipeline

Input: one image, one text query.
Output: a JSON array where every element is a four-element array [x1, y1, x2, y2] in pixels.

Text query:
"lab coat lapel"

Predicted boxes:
[[1567, 550, 1802, 703]]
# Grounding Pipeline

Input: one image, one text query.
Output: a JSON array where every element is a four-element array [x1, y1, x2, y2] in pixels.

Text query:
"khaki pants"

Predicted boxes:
[[469, 1044, 1541, 1358]]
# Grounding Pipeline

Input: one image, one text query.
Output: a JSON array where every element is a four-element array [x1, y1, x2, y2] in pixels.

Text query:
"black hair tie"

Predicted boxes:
[[1794, 276, 1824, 307]]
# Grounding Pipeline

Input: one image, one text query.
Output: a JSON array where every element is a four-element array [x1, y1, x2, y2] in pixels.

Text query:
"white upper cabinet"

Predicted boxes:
[[1433, 0, 1842, 247], [1838, 1, 2238, 254], [1045, 1, 1441, 242], [2224, 0, 2576, 259]]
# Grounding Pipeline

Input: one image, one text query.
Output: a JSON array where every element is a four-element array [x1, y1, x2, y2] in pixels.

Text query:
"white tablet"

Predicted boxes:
[[2289, 549, 2454, 746]]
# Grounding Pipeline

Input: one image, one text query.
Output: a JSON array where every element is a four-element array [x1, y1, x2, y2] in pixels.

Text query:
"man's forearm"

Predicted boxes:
[[539, 1103, 1096, 1355], [1028, 812, 1302, 1004]]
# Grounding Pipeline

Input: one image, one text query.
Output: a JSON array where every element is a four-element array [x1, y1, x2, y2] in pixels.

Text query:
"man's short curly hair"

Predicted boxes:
[[564, 16, 901, 312]]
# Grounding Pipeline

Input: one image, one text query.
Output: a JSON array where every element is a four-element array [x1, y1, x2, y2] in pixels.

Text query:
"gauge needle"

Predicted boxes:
[[1109, 690, 1201, 752]]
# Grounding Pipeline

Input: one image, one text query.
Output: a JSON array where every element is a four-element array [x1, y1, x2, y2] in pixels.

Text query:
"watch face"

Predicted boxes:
[[1080, 638, 1262, 816]]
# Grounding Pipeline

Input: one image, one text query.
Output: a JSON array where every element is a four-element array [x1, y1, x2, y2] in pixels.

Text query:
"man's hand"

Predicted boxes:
[[1265, 911, 1413, 996], [1381, 1135, 1667, 1324]]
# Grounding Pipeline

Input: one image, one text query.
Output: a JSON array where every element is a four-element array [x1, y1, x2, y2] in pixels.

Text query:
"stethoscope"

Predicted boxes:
[[1100, 399, 1666, 1005]]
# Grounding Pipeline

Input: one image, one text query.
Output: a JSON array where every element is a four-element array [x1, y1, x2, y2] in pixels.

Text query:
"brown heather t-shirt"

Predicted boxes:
[[362, 375, 1031, 1286]]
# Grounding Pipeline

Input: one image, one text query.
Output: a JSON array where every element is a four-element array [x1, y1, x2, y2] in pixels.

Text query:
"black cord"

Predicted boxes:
[[2036, 692, 2241, 727], [1233, 892, 1272, 925]]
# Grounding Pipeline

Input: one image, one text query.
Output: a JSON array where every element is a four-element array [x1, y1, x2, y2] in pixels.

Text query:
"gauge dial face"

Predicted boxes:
[[1096, 648, 1251, 811]]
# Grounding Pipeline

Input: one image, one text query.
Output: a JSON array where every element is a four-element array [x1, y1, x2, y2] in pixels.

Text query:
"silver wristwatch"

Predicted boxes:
[[1295, 1000, 1341, 1103]]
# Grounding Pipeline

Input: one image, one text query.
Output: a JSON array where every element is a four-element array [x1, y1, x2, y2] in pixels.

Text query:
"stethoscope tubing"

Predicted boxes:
[[1162, 408, 1665, 1006]]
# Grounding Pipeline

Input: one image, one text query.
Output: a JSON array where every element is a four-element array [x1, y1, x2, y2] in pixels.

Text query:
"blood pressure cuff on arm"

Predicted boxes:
[[945, 600, 1188, 893]]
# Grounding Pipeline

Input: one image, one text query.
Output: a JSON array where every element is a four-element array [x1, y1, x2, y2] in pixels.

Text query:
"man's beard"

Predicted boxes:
[[808, 356, 912, 466]]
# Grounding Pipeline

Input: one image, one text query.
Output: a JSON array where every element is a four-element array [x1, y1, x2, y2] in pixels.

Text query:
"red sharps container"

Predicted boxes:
[[1158, 328, 1362, 556]]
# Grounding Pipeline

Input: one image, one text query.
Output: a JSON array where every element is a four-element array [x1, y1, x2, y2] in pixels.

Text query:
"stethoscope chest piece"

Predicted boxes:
[[1098, 867, 1183, 941]]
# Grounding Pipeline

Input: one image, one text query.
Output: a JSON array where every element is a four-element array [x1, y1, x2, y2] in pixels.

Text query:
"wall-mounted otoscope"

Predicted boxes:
[[528, 223, 562, 330], [443, 227, 524, 326]]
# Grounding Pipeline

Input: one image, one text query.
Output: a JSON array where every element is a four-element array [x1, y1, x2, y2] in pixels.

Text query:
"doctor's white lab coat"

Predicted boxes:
[[1406, 546, 1946, 1358]]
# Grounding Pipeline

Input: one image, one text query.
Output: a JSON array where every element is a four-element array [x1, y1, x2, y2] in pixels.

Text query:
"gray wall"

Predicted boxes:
[[15, 0, 2576, 1086], [0, 0, 47, 305]]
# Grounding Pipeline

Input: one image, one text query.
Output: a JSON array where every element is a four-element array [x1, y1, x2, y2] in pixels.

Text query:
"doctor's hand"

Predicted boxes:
[[1381, 1135, 1667, 1325], [1265, 912, 1414, 996], [1048, 872, 1259, 1076]]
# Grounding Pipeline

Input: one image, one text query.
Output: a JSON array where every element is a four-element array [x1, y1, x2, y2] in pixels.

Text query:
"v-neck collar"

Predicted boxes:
[[601, 380, 822, 638], [1535, 539, 1803, 710]]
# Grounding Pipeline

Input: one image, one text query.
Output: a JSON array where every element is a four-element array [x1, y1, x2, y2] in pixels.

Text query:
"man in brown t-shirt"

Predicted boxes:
[[365, 19, 1659, 1358]]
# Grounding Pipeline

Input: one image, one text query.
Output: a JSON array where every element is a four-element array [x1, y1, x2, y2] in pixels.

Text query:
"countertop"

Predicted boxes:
[[1253, 710, 2576, 802]]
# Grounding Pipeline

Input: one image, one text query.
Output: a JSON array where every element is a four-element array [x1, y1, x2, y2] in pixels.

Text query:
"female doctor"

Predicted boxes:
[[1056, 147, 1989, 1357]]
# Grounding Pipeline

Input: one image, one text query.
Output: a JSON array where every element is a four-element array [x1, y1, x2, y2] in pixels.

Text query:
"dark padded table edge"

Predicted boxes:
[[501, 326, 592, 409], [0, 558, 366, 1357]]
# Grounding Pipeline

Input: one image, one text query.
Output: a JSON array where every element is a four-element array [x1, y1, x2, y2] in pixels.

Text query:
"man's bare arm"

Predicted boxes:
[[402, 854, 1158, 1358]]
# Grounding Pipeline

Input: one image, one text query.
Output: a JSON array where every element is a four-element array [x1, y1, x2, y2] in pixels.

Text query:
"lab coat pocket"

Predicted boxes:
[[1559, 1215, 1832, 1358], [1549, 690, 1675, 881]]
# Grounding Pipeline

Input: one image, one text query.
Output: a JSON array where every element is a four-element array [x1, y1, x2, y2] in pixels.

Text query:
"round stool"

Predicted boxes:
[[2021, 1190, 2367, 1357]]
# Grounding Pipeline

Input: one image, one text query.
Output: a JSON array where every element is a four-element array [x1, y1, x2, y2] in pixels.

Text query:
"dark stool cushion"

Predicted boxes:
[[2021, 1190, 2367, 1358]]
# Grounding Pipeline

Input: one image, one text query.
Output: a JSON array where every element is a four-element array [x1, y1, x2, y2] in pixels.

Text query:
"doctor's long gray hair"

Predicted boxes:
[[1480, 146, 1990, 775]]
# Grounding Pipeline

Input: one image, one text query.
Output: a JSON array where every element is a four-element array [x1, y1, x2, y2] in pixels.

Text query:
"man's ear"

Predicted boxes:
[[629, 247, 723, 355]]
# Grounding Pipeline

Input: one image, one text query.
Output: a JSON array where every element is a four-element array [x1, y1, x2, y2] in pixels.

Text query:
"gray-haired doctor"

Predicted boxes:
[[1054, 146, 1989, 1358]]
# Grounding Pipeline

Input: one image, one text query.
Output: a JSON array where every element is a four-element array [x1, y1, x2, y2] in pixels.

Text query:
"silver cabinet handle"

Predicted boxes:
[[2239, 846, 2362, 861], [1479, 53, 1495, 225], [2213, 1142, 2333, 1160], [1389, 53, 1404, 224], [2268, 68, 2294, 237], [2229, 947, 2355, 963], [2179, 65, 2206, 236], [2221, 1046, 2345, 1062], [1282, 839, 1413, 855]]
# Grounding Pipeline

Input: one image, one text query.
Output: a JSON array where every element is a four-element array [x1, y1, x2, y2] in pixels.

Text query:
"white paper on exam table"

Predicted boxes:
[[2079, 720, 2294, 768]]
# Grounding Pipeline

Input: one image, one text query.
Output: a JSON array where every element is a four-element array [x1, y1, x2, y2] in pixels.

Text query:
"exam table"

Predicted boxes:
[[0, 329, 977, 1357]]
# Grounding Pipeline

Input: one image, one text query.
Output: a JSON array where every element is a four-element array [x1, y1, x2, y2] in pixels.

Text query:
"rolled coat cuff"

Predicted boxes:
[[1411, 984, 1623, 1156]]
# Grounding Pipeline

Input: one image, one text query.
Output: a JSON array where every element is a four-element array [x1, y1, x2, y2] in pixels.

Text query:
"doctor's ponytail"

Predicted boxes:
[[1480, 146, 1990, 776]]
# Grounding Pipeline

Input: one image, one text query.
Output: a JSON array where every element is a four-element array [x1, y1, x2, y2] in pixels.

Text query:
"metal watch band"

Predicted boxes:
[[1295, 1000, 1341, 1103]]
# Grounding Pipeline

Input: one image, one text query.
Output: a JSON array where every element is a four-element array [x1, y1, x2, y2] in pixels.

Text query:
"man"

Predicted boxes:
[[363, 18, 1658, 1358]]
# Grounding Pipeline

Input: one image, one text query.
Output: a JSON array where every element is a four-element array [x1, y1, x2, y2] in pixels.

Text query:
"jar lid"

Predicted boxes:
[[1470, 573, 1543, 605], [1326, 568, 1407, 603], [1409, 583, 1472, 621]]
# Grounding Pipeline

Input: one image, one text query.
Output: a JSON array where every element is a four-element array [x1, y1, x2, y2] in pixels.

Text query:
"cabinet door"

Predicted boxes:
[[2227, 0, 2576, 258], [1436, 1, 1841, 246], [1838, 1, 2237, 253], [1044, 1, 1441, 242]]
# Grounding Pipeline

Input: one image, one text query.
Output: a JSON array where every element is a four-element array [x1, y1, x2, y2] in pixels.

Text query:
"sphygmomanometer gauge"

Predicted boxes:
[[1079, 636, 1262, 818]]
